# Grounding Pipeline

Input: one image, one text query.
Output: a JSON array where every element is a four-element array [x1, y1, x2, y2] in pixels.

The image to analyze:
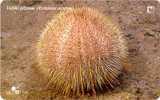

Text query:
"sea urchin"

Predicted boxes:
[[37, 7, 128, 96]]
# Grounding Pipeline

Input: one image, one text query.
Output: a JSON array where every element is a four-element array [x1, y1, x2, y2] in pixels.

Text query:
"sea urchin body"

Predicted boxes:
[[37, 7, 127, 96]]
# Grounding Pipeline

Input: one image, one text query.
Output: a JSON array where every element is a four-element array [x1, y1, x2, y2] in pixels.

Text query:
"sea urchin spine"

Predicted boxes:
[[37, 7, 128, 96]]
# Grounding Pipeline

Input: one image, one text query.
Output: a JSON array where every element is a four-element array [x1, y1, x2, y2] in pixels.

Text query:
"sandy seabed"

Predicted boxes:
[[1, 0, 160, 100]]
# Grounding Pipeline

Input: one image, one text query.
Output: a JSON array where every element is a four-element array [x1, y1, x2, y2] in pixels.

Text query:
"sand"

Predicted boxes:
[[1, 0, 160, 100]]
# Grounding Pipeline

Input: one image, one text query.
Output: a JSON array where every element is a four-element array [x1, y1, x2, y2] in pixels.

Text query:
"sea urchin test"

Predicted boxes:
[[37, 7, 128, 96]]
